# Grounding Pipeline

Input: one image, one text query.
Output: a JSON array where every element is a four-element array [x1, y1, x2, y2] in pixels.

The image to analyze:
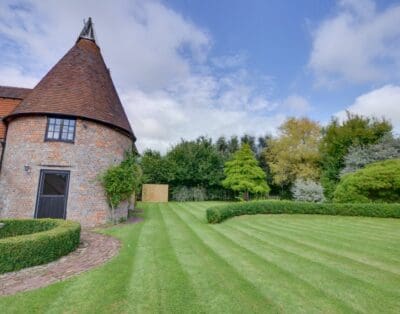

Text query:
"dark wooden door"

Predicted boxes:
[[35, 170, 70, 219]]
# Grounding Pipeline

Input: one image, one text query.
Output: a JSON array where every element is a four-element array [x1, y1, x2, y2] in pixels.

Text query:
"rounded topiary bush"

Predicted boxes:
[[333, 159, 400, 203], [0, 219, 81, 274]]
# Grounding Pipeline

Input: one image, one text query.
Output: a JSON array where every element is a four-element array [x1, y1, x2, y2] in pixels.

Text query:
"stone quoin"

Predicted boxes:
[[0, 18, 136, 226]]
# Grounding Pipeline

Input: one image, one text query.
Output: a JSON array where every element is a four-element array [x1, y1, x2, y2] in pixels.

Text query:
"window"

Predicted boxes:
[[42, 172, 68, 195], [45, 117, 76, 142]]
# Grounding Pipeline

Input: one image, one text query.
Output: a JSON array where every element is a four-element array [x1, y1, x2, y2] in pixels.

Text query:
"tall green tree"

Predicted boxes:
[[215, 136, 231, 160], [240, 134, 257, 152], [167, 136, 225, 188], [320, 112, 391, 200], [140, 150, 172, 184], [227, 136, 240, 154], [222, 144, 270, 200]]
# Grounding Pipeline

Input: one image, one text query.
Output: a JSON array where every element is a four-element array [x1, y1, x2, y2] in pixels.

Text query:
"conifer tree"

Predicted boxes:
[[222, 144, 270, 200]]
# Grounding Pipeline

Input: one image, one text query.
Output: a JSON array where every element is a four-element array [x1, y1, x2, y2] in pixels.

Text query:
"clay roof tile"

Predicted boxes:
[[0, 86, 32, 100]]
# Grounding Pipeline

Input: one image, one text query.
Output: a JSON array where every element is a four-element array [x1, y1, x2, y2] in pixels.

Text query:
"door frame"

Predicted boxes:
[[34, 169, 70, 219]]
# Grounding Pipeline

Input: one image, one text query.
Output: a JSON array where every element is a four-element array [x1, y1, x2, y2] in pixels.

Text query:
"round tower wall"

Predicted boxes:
[[0, 115, 133, 226]]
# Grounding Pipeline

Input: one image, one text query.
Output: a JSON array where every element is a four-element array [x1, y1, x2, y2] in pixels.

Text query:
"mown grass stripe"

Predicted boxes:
[[162, 203, 279, 313], [263, 215, 400, 245], [280, 214, 400, 240], [246, 216, 400, 260], [214, 222, 400, 314], [174, 203, 356, 314], [252, 218, 400, 269], [235, 219, 400, 288], [325, 218, 400, 234], [126, 203, 202, 313], [227, 220, 400, 299], [1, 202, 399, 313], [44, 219, 145, 313], [190, 204, 399, 312]]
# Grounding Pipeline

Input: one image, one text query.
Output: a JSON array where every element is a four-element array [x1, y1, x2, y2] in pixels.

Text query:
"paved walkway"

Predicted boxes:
[[0, 231, 120, 296]]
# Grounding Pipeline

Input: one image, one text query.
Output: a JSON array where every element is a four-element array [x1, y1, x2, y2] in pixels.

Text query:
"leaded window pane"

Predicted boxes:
[[46, 117, 76, 142]]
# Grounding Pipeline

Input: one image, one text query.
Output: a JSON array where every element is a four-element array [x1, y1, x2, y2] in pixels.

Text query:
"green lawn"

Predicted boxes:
[[1, 202, 400, 313]]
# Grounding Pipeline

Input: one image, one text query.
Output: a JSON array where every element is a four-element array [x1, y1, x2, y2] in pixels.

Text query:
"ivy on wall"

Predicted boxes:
[[100, 151, 142, 222]]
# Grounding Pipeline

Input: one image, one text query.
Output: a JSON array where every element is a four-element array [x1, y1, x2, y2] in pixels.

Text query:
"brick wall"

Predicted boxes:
[[0, 116, 133, 226]]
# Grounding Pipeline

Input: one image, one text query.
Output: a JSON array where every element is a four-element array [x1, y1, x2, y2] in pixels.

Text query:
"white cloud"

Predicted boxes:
[[0, 0, 210, 91], [122, 88, 286, 153], [337, 84, 400, 132], [0, 0, 300, 152], [211, 52, 247, 68], [0, 67, 38, 88], [309, 0, 400, 85], [282, 95, 311, 115]]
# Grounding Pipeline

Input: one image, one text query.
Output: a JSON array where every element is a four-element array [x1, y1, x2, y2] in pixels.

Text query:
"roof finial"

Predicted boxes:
[[78, 17, 96, 43]]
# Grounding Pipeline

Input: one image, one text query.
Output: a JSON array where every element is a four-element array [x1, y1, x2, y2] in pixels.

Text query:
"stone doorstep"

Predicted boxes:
[[0, 231, 121, 297]]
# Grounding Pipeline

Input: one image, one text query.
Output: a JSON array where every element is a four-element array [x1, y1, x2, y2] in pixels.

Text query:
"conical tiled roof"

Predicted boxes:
[[7, 19, 135, 140]]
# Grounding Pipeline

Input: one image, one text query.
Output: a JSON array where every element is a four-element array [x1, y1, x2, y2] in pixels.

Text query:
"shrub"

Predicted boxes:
[[192, 187, 207, 201], [0, 219, 81, 273], [334, 159, 400, 203], [205, 187, 235, 201], [341, 134, 400, 175], [291, 179, 325, 202], [320, 113, 391, 200], [100, 151, 142, 222], [172, 186, 192, 201], [171, 186, 207, 201], [206, 200, 400, 223], [0, 219, 57, 239]]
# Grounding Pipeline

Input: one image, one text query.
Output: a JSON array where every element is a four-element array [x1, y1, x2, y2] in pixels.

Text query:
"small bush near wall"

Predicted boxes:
[[0, 219, 81, 274], [206, 200, 400, 224]]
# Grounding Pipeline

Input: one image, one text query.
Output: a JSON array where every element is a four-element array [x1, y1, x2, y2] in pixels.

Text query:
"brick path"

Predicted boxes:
[[0, 231, 120, 296]]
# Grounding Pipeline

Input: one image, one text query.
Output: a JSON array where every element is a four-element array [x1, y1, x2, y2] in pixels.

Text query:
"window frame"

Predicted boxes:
[[44, 116, 77, 143]]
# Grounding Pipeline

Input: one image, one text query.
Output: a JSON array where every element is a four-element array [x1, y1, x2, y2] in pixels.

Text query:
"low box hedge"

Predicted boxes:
[[0, 219, 81, 274], [206, 200, 400, 224], [0, 219, 57, 239]]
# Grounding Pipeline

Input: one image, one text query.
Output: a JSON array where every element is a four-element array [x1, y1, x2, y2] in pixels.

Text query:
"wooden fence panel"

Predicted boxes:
[[141, 184, 169, 202]]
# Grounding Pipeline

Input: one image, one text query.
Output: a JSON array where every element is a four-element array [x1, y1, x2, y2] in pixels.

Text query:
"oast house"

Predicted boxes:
[[0, 18, 136, 226]]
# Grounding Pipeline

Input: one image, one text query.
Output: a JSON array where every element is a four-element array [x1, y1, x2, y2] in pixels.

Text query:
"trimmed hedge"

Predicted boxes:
[[0, 219, 81, 274], [0, 219, 57, 239], [334, 159, 400, 203], [206, 200, 400, 224]]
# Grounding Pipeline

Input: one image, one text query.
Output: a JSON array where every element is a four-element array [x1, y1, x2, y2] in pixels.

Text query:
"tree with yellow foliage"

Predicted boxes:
[[265, 118, 321, 187]]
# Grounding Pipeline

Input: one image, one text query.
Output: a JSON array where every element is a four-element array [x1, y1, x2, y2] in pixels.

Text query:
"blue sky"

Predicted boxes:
[[1, 0, 400, 152], [166, 0, 400, 122]]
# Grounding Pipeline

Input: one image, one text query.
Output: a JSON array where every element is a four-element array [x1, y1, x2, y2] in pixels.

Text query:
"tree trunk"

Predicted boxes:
[[243, 191, 249, 201], [110, 203, 115, 224]]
